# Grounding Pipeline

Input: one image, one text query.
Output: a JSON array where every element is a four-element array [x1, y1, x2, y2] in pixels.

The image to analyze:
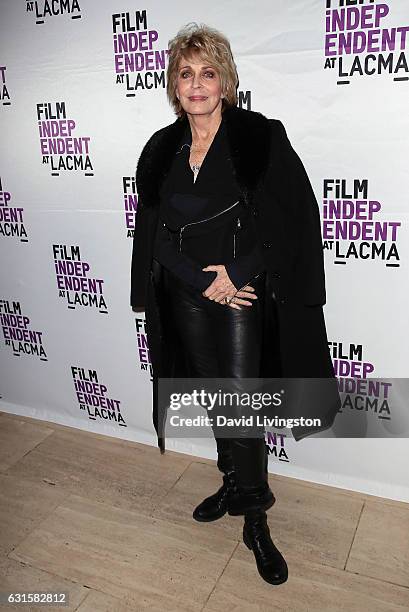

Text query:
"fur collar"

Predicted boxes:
[[136, 105, 271, 208]]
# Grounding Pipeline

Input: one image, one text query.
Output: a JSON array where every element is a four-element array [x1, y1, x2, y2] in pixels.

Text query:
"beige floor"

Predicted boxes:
[[0, 410, 408, 612]]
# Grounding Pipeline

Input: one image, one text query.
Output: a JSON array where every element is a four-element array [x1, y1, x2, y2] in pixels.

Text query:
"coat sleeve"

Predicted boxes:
[[272, 119, 327, 306], [130, 134, 161, 310], [130, 202, 158, 309]]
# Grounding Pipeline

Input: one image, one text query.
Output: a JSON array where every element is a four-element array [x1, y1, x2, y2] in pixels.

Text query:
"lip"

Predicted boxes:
[[188, 96, 208, 101]]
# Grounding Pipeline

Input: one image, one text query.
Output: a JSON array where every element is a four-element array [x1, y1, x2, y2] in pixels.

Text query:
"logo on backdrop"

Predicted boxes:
[[329, 340, 392, 421], [123, 175, 138, 238], [0, 66, 11, 106], [322, 178, 401, 266], [26, 0, 82, 25], [265, 430, 290, 463], [324, 1, 409, 84], [53, 244, 108, 313], [238, 90, 252, 110], [135, 317, 152, 379], [71, 366, 125, 425], [0, 299, 47, 360], [37, 102, 93, 175], [112, 10, 169, 95], [0, 177, 28, 241]]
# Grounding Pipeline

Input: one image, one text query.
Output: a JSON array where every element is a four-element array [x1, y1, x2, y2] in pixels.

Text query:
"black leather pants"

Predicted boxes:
[[163, 268, 268, 491]]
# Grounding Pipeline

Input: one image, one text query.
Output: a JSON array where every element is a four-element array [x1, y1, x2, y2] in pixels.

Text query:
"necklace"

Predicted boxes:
[[189, 122, 221, 178], [190, 163, 201, 183]]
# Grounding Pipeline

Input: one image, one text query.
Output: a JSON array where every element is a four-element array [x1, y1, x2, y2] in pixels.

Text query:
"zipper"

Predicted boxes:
[[233, 217, 241, 259], [236, 272, 261, 294], [178, 199, 240, 252]]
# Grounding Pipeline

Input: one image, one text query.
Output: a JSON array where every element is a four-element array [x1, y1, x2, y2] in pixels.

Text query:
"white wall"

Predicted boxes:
[[1, 0, 408, 502]]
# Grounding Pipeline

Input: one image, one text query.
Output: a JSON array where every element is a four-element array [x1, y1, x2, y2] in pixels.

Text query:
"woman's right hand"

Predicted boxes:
[[200, 264, 258, 309]]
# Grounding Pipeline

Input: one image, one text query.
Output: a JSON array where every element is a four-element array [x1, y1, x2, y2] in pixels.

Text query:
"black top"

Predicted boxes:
[[153, 118, 265, 292]]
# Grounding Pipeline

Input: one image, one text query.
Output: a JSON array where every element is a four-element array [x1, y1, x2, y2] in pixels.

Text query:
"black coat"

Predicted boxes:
[[131, 106, 341, 453]]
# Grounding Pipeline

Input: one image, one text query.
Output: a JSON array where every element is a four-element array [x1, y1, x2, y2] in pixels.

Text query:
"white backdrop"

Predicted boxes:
[[1, 0, 408, 502]]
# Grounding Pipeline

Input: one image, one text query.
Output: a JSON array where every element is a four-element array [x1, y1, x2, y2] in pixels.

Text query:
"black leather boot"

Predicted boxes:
[[193, 468, 237, 522], [193, 438, 237, 522], [243, 510, 288, 585]]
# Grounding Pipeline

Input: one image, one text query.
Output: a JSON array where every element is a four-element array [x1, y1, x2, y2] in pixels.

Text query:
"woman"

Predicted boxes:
[[130, 23, 340, 586]]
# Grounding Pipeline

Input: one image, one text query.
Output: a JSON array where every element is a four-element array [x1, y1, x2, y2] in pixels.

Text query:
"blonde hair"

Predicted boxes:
[[166, 23, 239, 118]]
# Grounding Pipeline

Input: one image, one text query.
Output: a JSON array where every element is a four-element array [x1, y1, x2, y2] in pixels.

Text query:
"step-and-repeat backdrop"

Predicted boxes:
[[1, 1, 408, 501]]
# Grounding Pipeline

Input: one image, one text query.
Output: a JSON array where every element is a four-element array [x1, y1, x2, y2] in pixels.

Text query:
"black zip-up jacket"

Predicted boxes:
[[153, 120, 265, 292]]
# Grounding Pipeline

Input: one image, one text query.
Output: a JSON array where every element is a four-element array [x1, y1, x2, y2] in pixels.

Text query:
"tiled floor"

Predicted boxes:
[[0, 410, 408, 611]]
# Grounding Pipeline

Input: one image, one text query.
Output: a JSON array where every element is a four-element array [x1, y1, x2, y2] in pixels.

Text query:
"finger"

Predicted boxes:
[[213, 292, 230, 303], [235, 291, 258, 300], [202, 265, 222, 272], [215, 286, 234, 299], [228, 302, 242, 310], [203, 287, 217, 299], [232, 298, 253, 306], [207, 291, 224, 302], [241, 285, 255, 292]]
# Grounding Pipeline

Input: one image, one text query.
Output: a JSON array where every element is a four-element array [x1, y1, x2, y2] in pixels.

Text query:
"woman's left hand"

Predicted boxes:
[[201, 263, 257, 308]]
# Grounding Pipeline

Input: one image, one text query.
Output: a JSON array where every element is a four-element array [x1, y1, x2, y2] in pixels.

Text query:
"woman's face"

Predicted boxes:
[[175, 54, 223, 118]]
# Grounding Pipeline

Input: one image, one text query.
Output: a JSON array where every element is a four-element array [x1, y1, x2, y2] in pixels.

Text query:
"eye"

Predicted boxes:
[[204, 71, 215, 78], [180, 70, 192, 78]]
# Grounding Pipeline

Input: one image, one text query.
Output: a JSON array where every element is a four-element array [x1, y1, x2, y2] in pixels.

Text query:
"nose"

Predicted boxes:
[[192, 71, 202, 88]]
